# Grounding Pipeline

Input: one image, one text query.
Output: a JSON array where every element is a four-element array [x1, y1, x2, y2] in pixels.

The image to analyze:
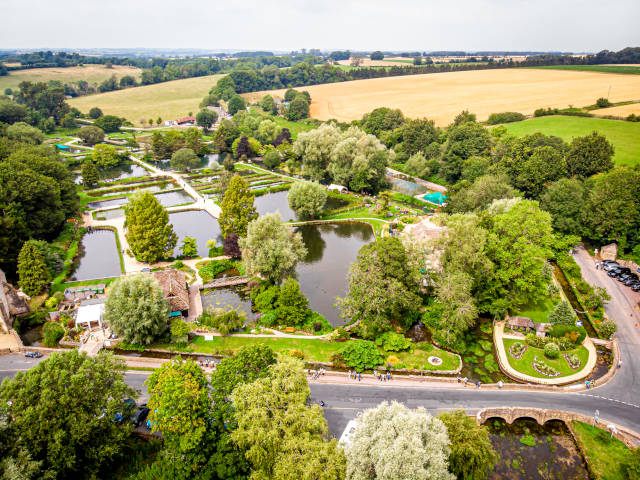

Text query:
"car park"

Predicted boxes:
[[603, 262, 620, 272]]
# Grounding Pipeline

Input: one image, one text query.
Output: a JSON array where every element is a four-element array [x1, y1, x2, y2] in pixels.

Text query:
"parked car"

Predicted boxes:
[[24, 351, 42, 358], [623, 274, 639, 286], [603, 262, 620, 272], [608, 268, 622, 278], [618, 273, 633, 282], [132, 407, 150, 427], [631, 283, 640, 292]]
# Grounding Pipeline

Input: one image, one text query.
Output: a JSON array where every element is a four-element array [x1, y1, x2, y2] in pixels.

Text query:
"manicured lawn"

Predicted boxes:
[[572, 421, 633, 480], [515, 297, 557, 324], [499, 116, 640, 167], [155, 335, 458, 371], [270, 116, 317, 138], [503, 338, 590, 379], [50, 278, 118, 295]]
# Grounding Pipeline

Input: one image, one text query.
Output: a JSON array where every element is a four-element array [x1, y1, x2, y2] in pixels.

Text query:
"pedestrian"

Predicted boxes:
[[586, 380, 590, 389], [618, 360, 623, 369], [476, 381, 481, 389], [457, 376, 461, 383], [387, 372, 391, 381], [358, 372, 361, 382], [498, 380, 503, 389]]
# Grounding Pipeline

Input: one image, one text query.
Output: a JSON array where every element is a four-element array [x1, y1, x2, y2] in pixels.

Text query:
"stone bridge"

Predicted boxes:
[[200, 276, 249, 290], [475, 407, 640, 447]]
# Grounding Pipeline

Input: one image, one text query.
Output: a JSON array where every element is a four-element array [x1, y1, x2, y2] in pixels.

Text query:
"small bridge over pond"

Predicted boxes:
[[200, 276, 250, 290]]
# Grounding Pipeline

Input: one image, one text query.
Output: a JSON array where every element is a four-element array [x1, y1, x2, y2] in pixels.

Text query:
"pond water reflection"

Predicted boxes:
[[201, 285, 255, 321], [294, 223, 373, 326], [70, 229, 121, 281], [169, 210, 222, 257]]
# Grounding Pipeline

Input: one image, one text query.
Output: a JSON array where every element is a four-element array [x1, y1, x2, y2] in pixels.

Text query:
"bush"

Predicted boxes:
[[566, 353, 581, 369], [548, 300, 575, 326], [596, 97, 612, 108], [375, 331, 412, 352], [44, 296, 59, 309], [330, 327, 350, 342], [598, 318, 617, 339], [486, 111, 526, 125], [544, 342, 560, 359], [42, 321, 64, 347], [548, 324, 587, 345], [170, 318, 191, 340], [254, 285, 280, 313], [200, 306, 246, 335], [301, 311, 332, 334], [198, 259, 236, 283], [525, 333, 548, 349], [259, 311, 278, 327], [289, 349, 305, 360], [340, 340, 384, 371], [509, 341, 526, 358]]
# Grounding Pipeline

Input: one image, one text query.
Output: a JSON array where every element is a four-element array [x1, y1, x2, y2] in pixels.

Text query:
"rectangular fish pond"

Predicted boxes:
[[87, 190, 194, 210], [70, 229, 122, 282], [169, 210, 222, 258]]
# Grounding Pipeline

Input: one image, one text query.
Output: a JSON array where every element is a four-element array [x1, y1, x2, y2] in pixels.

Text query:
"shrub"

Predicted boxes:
[[254, 285, 280, 312], [486, 111, 526, 125], [170, 318, 191, 340], [520, 435, 536, 447], [566, 353, 581, 369], [42, 321, 64, 347], [259, 311, 278, 327], [301, 311, 332, 334], [575, 280, 592, 295], [525, 333, 548, 349], [548, 300, 575, 326], [289, 349, 305, 360], [509, 341, 526, 358], [532, 358, 559, 376], [330, 327, 350, 342], [375, 331, 412, 352], [598, 318, 617, 339], [548, 324, 587, 345], [340, 340, 384, 371], [544, 342, 560, 359], [44, 296, 59, 309], [596, 97, 612, 108], [555, 337, 574, 351], [198, 259, 236, 282], [200, 306, 246, 335]]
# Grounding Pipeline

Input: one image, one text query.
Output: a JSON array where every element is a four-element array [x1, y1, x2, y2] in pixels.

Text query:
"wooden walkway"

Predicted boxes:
[[200, 276, 250, 290]]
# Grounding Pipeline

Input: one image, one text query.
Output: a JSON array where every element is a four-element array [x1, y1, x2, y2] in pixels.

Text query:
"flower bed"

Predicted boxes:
[[509, 341, 527, 360], [532, 358, 560, 377], [564, 353, 582, 370]]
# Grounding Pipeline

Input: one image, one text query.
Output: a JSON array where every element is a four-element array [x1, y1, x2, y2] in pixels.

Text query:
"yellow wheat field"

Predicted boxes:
[[591, 102, 640, 117], [245, 68, 640, 125]]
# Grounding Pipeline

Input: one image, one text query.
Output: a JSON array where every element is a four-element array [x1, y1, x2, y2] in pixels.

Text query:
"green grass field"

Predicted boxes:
[[499, 116, 640, 167], [503, 338, 589, 379], [0, 65, 142, 92], [533, 65, 640, 75], [69, 74, 223, 125], [515, 297, 557, 324], [572, 421, 633, 480]]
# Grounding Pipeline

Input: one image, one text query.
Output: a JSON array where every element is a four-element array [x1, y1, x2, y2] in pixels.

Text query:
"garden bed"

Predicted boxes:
[[503, 338, 590, 379]]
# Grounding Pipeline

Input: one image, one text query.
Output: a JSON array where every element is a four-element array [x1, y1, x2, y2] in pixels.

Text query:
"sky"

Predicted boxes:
[[1, 0, 639, 52]]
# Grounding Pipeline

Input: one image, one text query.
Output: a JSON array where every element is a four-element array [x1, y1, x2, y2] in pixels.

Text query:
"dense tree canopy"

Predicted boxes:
[[170, 147, 200, 171], [124, 191, 177, 263], [338, 237, 422, 339], [566, 131, 614, 177], [105, 274, 170, 344], [540, 178, 586, 236], [219, 174, 258, 238], [77, 126, 105, 145], [239, 213, 307, 283], [0, 351, 135, 479], [345, 401, 454, 480], [287, 180, 327, 218], [17, 240, 50, 296]]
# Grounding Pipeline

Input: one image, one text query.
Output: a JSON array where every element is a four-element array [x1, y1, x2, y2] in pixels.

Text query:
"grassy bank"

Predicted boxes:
[[572, 421, 634, 480], [499, 116, 640, 167]]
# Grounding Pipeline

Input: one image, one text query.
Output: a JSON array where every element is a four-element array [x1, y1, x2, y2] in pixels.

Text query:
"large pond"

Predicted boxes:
[[70, 229, 121, 281], [254, 191, 349, 222], [87, 190, 194, 210], [149, 153, 230, 172], [485, 418, 589, 479], [99, 163, 151, 181], [169, 210, 222, 257], [294, 223, 374, 326]]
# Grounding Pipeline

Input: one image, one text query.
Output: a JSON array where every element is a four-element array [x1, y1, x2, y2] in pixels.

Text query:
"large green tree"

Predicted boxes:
[[345, 401, 454, 480], [276, 278, 310, 327], [17, 240, 50, 296], [77, 126, 105, 145], [92, 144, 121, 169], [232, 358, 345, 480], [104, 274, 170, 344], [337, 237, 422, 339], [239, 213, 307, 283], [196, 109, 218, 131], [446, 174, 519, 213], [219, 174, 258, 238], [124, 191, 177, 263], [540, 178, 586, 236], [170, 147, 200, 171], [0, 351, 135, 479], [81, 159, 100, 187], [566, 132, 614, 178], [227, 95, 246, 115], [287, 180, 327, 218], [441, 121, 491, 183], [6, 122, 44, 145], [438, 410, 497, 480]]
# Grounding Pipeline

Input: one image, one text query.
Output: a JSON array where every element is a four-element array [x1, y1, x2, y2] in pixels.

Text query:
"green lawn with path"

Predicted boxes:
[[572, 421, 634, 480], [154, 335, 459, 371], [503, 338, 590, 379], [499, 116, 640, 167], [515, 297, 556, 324]]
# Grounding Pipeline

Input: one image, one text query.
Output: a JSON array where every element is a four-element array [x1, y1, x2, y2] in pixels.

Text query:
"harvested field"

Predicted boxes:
[[499, 116, 640, 167], [0, 65, 142, 91], [244, 68, 640, 126], [69, 74, 223, 125], [591, 102, 640, 117]]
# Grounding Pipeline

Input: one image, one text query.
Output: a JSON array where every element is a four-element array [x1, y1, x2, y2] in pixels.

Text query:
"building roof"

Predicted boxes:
[[153, 269, 189, 312], [508, 316, 534, 329], [76, 303, 104, 325], [176, 116, 196, 124]]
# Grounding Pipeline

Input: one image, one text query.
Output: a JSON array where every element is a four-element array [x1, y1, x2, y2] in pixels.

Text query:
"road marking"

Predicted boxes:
[[578, 393, 640, 409]]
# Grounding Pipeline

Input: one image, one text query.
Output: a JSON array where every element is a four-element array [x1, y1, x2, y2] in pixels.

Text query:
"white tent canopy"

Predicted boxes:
[[328, 184, 348, 193], [75, 303, 104, 329]]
